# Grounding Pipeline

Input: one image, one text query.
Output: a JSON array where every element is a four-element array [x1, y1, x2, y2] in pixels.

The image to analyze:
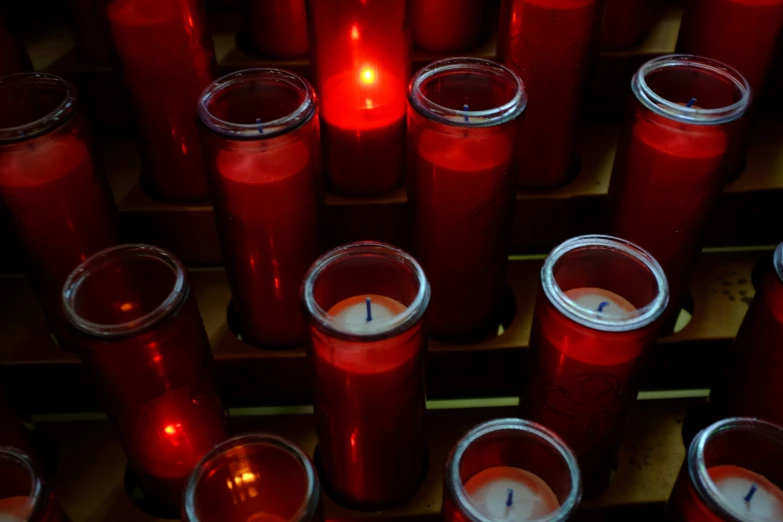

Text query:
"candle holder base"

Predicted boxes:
[[123, 466, 180, 520]]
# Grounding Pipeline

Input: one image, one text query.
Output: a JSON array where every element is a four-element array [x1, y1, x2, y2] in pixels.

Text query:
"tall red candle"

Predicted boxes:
[[600, 0, 650, 51], [0, 448, 70, 522], [69, 0, 113, 66], [0, 13, 31, 76], [249, 0, 308, 57], [62, 245, 226, 509], [499, 0, 604, 187], [302, 242, 430, 509], [413, 0, 485, 52], [107, 0, 216, 201], [307, 0, 410, 195], [408, 58, 526, 341]]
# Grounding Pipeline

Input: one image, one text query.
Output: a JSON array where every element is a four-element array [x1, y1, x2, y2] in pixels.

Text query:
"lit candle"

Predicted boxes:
[[565, 287, 637, 318], [464, 467, 560, 522], [708, 465, 783, 520], [328, 295, 407, 335]]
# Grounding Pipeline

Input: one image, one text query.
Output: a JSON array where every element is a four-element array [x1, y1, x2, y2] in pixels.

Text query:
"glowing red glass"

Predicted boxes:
[[600, 0, 651, 51], [250, 0, 308, 57], [413, 0, 485, 52], [0, 448, 69, 522], [69, 0, 113, 66]]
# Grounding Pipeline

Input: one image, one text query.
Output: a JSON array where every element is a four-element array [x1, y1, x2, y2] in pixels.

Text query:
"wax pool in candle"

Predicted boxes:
[[0, 496, 28, 522], [565, 287, 636, 318], [708, 465, 783, 520], [464, 467, 560, 522], [328, 294, 407, 337]]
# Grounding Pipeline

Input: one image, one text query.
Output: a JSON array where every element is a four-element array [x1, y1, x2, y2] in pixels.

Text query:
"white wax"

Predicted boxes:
[[564, 287, 636, 318], [464, 466, 560, 522], [327, 294, 407, 335], [709, 465, 783, 521]]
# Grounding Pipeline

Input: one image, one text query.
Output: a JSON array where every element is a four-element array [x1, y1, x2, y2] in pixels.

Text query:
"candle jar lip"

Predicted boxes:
[[408, 57, 527, 128], [0, 72, 77, 143], [542, 235, 669, 333], [62, 244, 188, 338], [0, 446, 45, 519], [774, 242, 783, 284], [632, 54, 750, 126], [198, 68, 317, 140]]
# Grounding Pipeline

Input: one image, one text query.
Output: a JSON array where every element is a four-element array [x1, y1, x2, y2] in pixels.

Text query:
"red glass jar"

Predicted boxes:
[[199, 69, 322, 348], [307, 0, 410, 196], [600, 0, 651, 51], [62, 244, 226, 510], [664, 418, 783, 521], [498, 0, 604, 188], [407, 58, 526, 341], [249, 0, 308, 57], [442, 419, 581, 522], [0, 73, 117, 345], [608, 55, 750, 318], [69, 0, 113, 66], [526, 235, 669, 498], [0, 448, 69, 522], [107, 0, 216, 201], [413, 0, 485, 52], [183, 434, 322, 522], [301, 241, 431, 509], [0, 14, 31, 76]]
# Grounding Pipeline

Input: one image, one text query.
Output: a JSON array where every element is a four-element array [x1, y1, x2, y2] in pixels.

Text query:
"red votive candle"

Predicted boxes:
[[526, 235, 669, 497], [301, 242, 431, 509], [442, 419, 582, 522], [249, 0, 308, 57], [413, 0, 485, 52], [69, 0, 113, 66], [307, 0, 410, 195], [664, 418, 783, 521], [107, 0, 216, 201], [608, 55, 750, 318], [0, 14, 31, 76], [600, 0, 651, 51], [62, 245, 226, 509], [499, 0, 604, 188], [407, 57, 526, 341], [0, 448, 69, 522], [183, 434, 322, 522], [198, 69, 322, 348], [0, 73, 117, 344]]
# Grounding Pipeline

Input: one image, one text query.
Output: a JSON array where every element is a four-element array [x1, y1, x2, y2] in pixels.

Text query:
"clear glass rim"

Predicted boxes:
[[444, 418, 582, 522], [0, 73, 77, 143], [774, 242, 783, 284], [632, 54, 751, 125], [0, 447, 44, 520], [408, 57, 527, 128], [541, 235, 669, 332], [301, 241, 431, 341], [183, 433, 321, 522], [62, 244, 188, 338], [198, 68, 317, 139]]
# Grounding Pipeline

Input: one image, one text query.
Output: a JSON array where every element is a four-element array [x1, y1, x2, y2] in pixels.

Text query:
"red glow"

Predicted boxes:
[[359, 66, 376, 85], [351, 24, 360, 40], [120, 302, 135, 312]]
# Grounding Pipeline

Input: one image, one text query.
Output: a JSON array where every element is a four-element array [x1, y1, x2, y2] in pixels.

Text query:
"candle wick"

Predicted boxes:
[[744, 484, 758, 503], [506, 488, 513, 507], [463, 104, 469, 123], [597, 301, 609, 313], [255, 117, 264, 135], [686, 98, 697, 108], [365, 296, 372, 322]]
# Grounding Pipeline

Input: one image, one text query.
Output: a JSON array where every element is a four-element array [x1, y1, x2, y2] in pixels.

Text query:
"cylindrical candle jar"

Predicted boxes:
[[198, 69, 322, 348], [526, 235, 668, 497], [249, 0, 308, 57], [107, 0, 216, 201], [301, 241, 431, 509], [0, 14, 31, 76], [413, 0, 485, 52], [69, 0, 113, 66], [442, 419, 581, 522], [183, 434, 322, 522], [0, 73, 117, 345], [664, 418, 783, 522], [608, 55, 750, 319], [0, 448, 69, 522], [307, 0, 410, 196], [600, 0, 651, 51], [62, 245, 226, 510], [498, 0, 604, 188], [407, 58, 526, 341]]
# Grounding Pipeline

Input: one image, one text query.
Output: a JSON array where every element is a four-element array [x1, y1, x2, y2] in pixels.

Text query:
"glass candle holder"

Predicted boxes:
[[413, 0, 485, 52], [301, 241, 431, 509], [62, 244, 226, 509], [407, 57, 526, 341], [608, 55, 750, 319], [0, 73, 117, 345], [526, 235, 669, 498], [0, 14, 31, 76], [69, 0, 113, 66], [442, 419, 582, 522], [107, 0, 216, 201], [198, 69, 322, 348], [249, 0, 308, 58], [664, 418, 783, 522], [498, 0, 604, 188], [600, 0, 651, 51], [0, 448, 69, 522], [183, 434, 322, 522], [307, 0, 410, 196]]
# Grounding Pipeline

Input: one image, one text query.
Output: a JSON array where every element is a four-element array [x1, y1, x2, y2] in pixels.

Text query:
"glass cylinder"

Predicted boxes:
[[62, 244, 226, 509], [664, 418, 783, 522], [608, 55, 750, 319], [600, 0, 651, 51], [498, 0, 604, 188], [442, 419, 581, 522], [0, 448, 69, 522], [0, 14, 31, 76], [526, 235, 669, 497], [301, 241, 431, 509], [198, 69, 322, 348], [249, 0, 308, 58], [307, 0, 410, 196], [407, 58, 526, 341], [107, 0, 216, 201], [413, 0, 486, 52], [69, 0, 113, 66], [0, 73, 117, 344]]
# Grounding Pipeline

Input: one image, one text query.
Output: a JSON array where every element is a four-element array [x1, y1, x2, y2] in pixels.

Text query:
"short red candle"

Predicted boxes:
[[307, 0, 410, 195], [0, 448, 70, 522], [198, 69, 322, 348], [499, 0, 604, 188], [107, 0, 216, 201], [249, 0, 308, 57], [0, 14, 31, 76], [302, 242, 430, 509], [407, 58, 526, 341], [69, 0, 113, 66], [413, 0, 485, 52], [600, 0, 651, 51], [62, 245, 226, 509], [0, 73, 117, 344], [526, 235, 669, 497]]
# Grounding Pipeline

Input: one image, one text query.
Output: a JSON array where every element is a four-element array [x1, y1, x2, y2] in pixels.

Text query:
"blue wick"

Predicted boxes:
[[597, 301, 609, 313], [365, 296, 372, 322], [463, 104, 469, 123], [744, 484, 758, 503], [256, 117, 264, 135], [506, 488, 513, 507], [686, 98, 697, 108]]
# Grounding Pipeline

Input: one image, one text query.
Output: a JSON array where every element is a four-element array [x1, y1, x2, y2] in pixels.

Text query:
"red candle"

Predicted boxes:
[[600, 0, 651, 51], [249, 0, 308, 57], [413, 0, 485, 52], [107, 0, 216, 201], [499, 0, 604, 188], [62, 245, 226, 509], [0, 73, 117, 344], [408, 58, 526, 341], [0, 448, 70, 522], [0, 13, 31, 76], [307, 0, 410, 196], [199, 69, 322, 347], [302, 242, 430, 509], [69, 0, 113, 66]]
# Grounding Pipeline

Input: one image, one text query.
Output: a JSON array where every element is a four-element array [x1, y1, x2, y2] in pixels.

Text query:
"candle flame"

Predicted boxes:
[[351, 24, 360, 40], [120, 302, 135, 312], [164, 423, 180, 436], [360, 67, 376, 85], [365, 98, 374, 109]]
